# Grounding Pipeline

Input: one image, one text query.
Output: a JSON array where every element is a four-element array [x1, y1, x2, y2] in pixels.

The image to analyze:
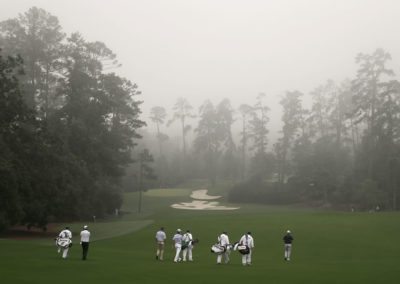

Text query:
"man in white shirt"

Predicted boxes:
[[57, 226, 72, 259], [182, 230, 194, 262], [239, 232, 255, 266], [172, 229, 183, 262], [155, 227, 167, 261], [80, 225, 91, 260], [217, 231, 230, 264]]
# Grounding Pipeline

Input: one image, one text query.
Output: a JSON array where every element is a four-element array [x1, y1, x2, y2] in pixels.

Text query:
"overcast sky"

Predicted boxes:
[[1, 0, 400, 138]]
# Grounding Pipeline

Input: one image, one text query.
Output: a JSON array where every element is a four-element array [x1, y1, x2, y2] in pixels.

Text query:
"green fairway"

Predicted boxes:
[[1, 188, 400, 284]]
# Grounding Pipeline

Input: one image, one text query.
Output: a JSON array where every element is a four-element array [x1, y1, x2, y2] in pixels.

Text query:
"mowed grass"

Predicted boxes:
[[1, 188, 400, 284]]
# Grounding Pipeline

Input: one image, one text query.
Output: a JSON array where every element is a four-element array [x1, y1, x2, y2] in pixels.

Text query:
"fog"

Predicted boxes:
[[1, 0, 400, 138]]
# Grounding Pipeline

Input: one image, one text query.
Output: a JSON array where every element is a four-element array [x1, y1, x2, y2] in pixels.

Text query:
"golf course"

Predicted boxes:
[[1, 185, 399, 284]]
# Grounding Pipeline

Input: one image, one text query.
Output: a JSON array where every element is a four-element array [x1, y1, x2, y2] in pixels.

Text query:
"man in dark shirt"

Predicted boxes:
[[283, 230, 294, 261]]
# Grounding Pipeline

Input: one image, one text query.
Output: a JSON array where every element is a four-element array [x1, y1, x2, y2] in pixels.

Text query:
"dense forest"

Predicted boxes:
[[141, 48, 400, 211], [1, 7, 400, 231], [0, 7, 145, 230]]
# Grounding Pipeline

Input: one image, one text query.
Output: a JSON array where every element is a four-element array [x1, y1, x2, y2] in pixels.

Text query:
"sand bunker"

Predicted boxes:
[[171, 189, 239, 210], [190, 189, 221, 200]]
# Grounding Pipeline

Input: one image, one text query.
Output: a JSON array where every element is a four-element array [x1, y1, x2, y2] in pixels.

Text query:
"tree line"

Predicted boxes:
[[145, 49, 400, 211], [0, 7, 144, 231], [1, 7, 400, 233]]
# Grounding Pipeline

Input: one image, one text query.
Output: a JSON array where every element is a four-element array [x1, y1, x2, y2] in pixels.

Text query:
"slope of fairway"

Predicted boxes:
[[1, 187, 400, 284], [77, 220, 154, 242]]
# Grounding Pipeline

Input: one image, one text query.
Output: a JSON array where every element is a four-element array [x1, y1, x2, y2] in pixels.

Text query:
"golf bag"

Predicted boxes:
[[237, 245, 250, 255], [211, 244, 226, 254], [182, 238, 199, 250], [181, 241, 189, 250], [55, 237, 72, 249], [233, 241, 250, 254], [211, 242, 234, 254]]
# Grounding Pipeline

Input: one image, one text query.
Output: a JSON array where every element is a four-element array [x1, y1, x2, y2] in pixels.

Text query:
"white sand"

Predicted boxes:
[[190, 189, 221, 200], [171, 189, 240, 210]]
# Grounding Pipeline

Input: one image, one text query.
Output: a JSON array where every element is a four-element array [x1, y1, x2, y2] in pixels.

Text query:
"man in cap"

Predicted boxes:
[[172, 228, 183, 262], [239, 232, 255, 266], [80, 225, 91, 260], [217, 231, 230, 264], [283, 230, 294, 261], [155, 227, 167, 261]]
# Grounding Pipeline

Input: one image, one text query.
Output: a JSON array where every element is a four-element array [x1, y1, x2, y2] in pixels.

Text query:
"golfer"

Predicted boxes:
[[57, 226, 72, 259], [172, 228, 183, 262], [217, 231, 230, 264], [182, 230, 194, 262], [80, 225, 91, 260], [155, 227, 167, 261], [283, 230, 294, 261]]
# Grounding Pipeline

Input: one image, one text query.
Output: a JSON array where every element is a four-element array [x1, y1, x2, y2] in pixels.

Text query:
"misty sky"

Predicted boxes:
[[1, 0, 400, 137]]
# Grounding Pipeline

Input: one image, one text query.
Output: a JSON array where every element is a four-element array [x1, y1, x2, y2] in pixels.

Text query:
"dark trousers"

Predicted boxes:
[[81, 242, 89, 260]]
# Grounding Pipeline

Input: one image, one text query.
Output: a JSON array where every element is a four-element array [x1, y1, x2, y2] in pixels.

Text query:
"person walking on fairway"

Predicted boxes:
[[182, 230, 194, 262], [80, 225, 91, 260], [283, 230, 294, 261], [239, 232, 255, 266], [155, 227, 167, 261], [172, 229, 183, 262], [57, 226, 72, 259], [217, 231, 230, 264]]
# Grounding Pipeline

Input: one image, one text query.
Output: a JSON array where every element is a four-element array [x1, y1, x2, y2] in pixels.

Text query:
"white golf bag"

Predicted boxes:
[[55, 237, 72, 249], [211, 243, 234, 254], [211, 244, 226, 254]]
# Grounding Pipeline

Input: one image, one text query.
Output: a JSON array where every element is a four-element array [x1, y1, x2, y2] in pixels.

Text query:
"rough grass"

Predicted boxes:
[[1, 188, 399, 284]]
